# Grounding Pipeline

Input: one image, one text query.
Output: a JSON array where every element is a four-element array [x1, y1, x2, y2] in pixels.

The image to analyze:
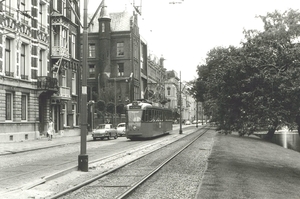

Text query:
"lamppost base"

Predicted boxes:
[[78, 154, 89, 172], [179, 129, 183, 134]]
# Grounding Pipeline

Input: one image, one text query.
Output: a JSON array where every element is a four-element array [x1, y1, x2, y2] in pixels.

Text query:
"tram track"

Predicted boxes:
[[0, 137, 165, 195], [1, 126, 199, 198], [47, 126, 209, 199]]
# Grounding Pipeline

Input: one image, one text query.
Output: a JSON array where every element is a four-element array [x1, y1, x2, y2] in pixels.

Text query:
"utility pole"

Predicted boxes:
[[201, 103, 204, 125], [196, 101, 198, 128], [179, 71, 182, 134], [78, 0, 88, 172], [114, 78, 117, 125]]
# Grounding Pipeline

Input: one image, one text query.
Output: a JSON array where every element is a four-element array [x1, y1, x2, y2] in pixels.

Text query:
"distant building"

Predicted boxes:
[[165, 70, 180, 118], [146, 54, 167, 106]]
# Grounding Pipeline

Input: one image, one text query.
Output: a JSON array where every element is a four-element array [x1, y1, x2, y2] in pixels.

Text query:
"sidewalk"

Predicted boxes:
[[0, 134, 92, 156]]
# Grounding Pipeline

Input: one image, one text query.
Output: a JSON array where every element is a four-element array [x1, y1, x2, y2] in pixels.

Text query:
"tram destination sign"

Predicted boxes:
[[129, 105, 141, 109]]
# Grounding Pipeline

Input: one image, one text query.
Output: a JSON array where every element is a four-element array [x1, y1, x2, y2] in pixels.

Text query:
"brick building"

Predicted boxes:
[[86, 1, 142, 113]]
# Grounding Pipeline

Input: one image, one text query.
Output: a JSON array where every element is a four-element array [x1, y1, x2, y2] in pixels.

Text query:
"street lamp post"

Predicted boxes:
[[78, 0, 88, 172], [201, 104, 204, 125], [196, 101, 198, 128], [179, 71, 182, 134], [114, 78, 117, 125]]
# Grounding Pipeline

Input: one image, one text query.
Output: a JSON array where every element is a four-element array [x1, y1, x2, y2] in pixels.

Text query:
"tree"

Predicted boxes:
[[106, 102, 115, 114], [116, 103, 125, 115], [193, 9, 300, 138]]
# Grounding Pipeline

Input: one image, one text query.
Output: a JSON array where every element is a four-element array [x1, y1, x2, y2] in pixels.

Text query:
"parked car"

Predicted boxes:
[[92, 124, 118, 140], [116, 123, 126, 136], [185, 120, 191, 125], [192, 120, 197, 124]]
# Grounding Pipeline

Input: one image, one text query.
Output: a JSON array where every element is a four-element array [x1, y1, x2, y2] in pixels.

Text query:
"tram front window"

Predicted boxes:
[[128, 110, 142, 122]]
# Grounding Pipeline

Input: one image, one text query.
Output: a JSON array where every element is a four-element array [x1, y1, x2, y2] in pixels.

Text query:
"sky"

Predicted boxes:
[[86, 0, 300, 82]]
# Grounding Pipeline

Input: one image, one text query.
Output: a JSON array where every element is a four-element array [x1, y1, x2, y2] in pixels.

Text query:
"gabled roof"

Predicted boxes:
[[88, 5, 134, 33], [110, 11, 132, 31]]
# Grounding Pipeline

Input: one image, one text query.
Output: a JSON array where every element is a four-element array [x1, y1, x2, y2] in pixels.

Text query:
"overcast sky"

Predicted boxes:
[[86, 0, 300, 82]]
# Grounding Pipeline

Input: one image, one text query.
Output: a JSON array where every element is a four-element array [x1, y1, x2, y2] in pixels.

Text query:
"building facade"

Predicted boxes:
[[86, 2, 141, 112], [146, 54, 167, 106], [0, 0, 50, 141], [0, 0, 81, 142], [165, 70, 180, 117], [48, 0, 81, 136]]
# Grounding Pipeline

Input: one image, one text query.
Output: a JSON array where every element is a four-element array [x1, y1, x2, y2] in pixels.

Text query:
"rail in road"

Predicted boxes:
[[47, 127, 209, 199], [1, 124, 201, 198]]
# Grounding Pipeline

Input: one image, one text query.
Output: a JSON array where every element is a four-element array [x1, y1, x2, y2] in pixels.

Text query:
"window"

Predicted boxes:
[[118, 63, 124, 76], [5, 38, 12, 76], [117, 42, 124, 56], [39, 3, 42, 24], [62, 0, 66, 16], [39, 2, 46, 30], [4, 0, 12, 16], [62, 28, 67, 47], [72, 72, 76, 95], [53, 26, 60, 46], [167, 87, 171, 96], [39, 49, 45, 76], [88, 44, 95, 58], [62, 70, 67, 87], [134, 40, 138, 58], [62, 103, 67, 127], [70, 2, 76, 23], [89, 65, 95, 78], [102, 23, 105, 32], [71, 34, 76, 58], [72, 104, 77, 126], [53, 0, 57, 11], [21, 94, 27, 121], [6, 92, 13, 121], [20, 0, 30, 24], [20, 0, 25, 12], [20, 44, 26, 79], [31, 57, 38, 80]]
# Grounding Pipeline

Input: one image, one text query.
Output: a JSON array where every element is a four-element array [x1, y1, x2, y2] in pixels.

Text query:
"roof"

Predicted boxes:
[[88, 7, 134, 33], [110, 11, 132, 31]]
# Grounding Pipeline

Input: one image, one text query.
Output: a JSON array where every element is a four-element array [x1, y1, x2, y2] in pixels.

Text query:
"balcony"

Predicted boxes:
[[58, 86, 71, 100], [21, 74, 28, 80], [50, 86, 71, 104], [51, 46, 69, 58], [5, 71, 14, 77], [37, 76, 58, 92]]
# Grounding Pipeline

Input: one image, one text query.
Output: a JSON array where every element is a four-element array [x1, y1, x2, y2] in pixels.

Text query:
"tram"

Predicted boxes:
[[125, 100, 173, 140]]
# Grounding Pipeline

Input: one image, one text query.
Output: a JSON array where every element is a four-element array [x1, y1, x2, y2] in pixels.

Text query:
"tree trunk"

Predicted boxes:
[[265, 127, 276, 140], [298, 125, 300, 136]]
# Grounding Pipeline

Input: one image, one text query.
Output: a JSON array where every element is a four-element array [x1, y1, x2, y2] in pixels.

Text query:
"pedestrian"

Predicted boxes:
[[47, 118, 54, 141]]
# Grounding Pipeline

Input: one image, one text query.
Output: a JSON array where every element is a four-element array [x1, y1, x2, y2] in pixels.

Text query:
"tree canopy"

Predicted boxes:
[[193, 9, 300, 137]]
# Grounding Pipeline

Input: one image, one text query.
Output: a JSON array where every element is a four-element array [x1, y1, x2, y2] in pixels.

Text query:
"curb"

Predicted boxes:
[[0, 141, 80, 156]]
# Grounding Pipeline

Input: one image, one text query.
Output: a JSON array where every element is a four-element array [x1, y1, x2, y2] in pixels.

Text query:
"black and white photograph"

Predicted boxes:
[[1, 0, 300, 198]]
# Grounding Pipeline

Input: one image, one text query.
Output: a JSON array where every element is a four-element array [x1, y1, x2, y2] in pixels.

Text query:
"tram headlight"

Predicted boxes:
[[132, 125, 137, 130]]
